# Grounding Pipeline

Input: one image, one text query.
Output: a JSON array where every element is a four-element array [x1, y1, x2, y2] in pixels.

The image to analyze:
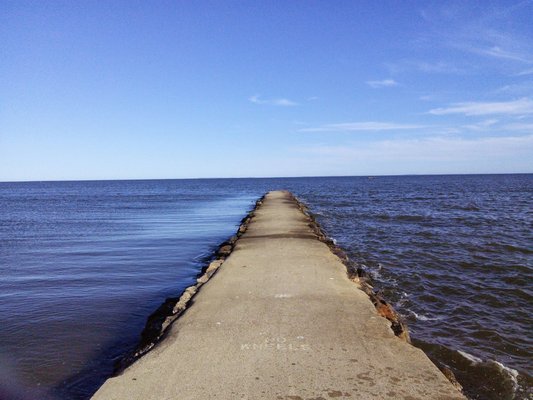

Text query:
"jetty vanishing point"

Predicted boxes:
[[92, 191, 465, 400]]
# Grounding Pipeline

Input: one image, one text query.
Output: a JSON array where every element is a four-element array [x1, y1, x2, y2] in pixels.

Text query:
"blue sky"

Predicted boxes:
[[1, 0, 533, 181]]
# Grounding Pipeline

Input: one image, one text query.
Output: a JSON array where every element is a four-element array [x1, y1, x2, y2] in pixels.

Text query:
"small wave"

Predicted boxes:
[[501, 244, 533, 255], [457, 351, 519, 393], [395, 291, 411, 308], [396, 214, 427, 222], [464, 202, 481, 211], [451, 202, 481, 211], [409, 310, 442, 321], [368, 263, 382, 278], [485, 242, 533, 255], [370, 270, 381, 279]]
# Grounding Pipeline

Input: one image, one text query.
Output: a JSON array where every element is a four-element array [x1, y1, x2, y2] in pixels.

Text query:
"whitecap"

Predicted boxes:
[[457, 352, 520, 394], [395, 299, 407, 307], [491, 360, 519, 391], [409, 310, 441, 321]]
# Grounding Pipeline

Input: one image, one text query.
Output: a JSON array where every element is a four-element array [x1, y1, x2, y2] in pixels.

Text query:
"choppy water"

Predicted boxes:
[[0, 175, 531, 400]]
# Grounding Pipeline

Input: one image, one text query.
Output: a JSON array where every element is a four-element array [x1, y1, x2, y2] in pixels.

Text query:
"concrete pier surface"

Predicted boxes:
[[92, 191, 464, 400]]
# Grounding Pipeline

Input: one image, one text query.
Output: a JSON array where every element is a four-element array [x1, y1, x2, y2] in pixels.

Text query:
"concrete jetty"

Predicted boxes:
[[92, 191, 464, 400]]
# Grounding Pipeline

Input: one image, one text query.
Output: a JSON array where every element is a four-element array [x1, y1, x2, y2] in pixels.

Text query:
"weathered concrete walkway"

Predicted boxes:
[[92, 191, 464, 400]]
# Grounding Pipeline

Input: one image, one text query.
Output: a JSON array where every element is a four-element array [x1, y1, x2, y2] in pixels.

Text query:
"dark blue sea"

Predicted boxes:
[[0, 176, 531, 400]]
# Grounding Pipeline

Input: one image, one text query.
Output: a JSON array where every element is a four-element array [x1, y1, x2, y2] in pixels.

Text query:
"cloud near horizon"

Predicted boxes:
[[249, 95, 298, 106], [503, 122, 533, 131], [300, 121, 426, 132], [299, 134, 533, 174], [429, 98, 533, 116]]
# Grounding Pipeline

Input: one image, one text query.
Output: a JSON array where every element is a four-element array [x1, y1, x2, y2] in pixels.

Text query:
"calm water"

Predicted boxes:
[[0, 176, 531, 400]]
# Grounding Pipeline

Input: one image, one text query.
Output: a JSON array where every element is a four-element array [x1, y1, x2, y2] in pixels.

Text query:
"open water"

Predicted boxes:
[[0, 175, 531, 399]]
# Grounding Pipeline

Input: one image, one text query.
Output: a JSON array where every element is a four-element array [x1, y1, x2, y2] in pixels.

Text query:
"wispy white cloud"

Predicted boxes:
[[366, 79, 398, 88], [417, 2, 533, 75], [462, 119, 499, 131], [419, 94, 441, 101], [462, 44, 533, 63], [496, 81, 533, 95], [429, 98, 533, 116], [516, 68, 533, 76], [300, 121, 426, 132], [304, 134, 533, 157], [414, 61, 462, 74], [385, 60, 463, 75], [249, 95, 298, 107], [466, 27, 533, 65], [503, 123, 533, 131]]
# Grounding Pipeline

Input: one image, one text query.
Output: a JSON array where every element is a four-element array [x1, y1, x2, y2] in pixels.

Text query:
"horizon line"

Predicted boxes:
[[1, 172, 532, 184]]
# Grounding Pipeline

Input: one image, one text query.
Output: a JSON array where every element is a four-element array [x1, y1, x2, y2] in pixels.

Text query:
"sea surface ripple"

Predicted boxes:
[[0, 175, 531, 400]]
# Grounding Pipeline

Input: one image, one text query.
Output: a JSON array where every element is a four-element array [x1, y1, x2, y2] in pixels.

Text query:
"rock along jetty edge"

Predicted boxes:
[[92, 190, 465, 400]]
